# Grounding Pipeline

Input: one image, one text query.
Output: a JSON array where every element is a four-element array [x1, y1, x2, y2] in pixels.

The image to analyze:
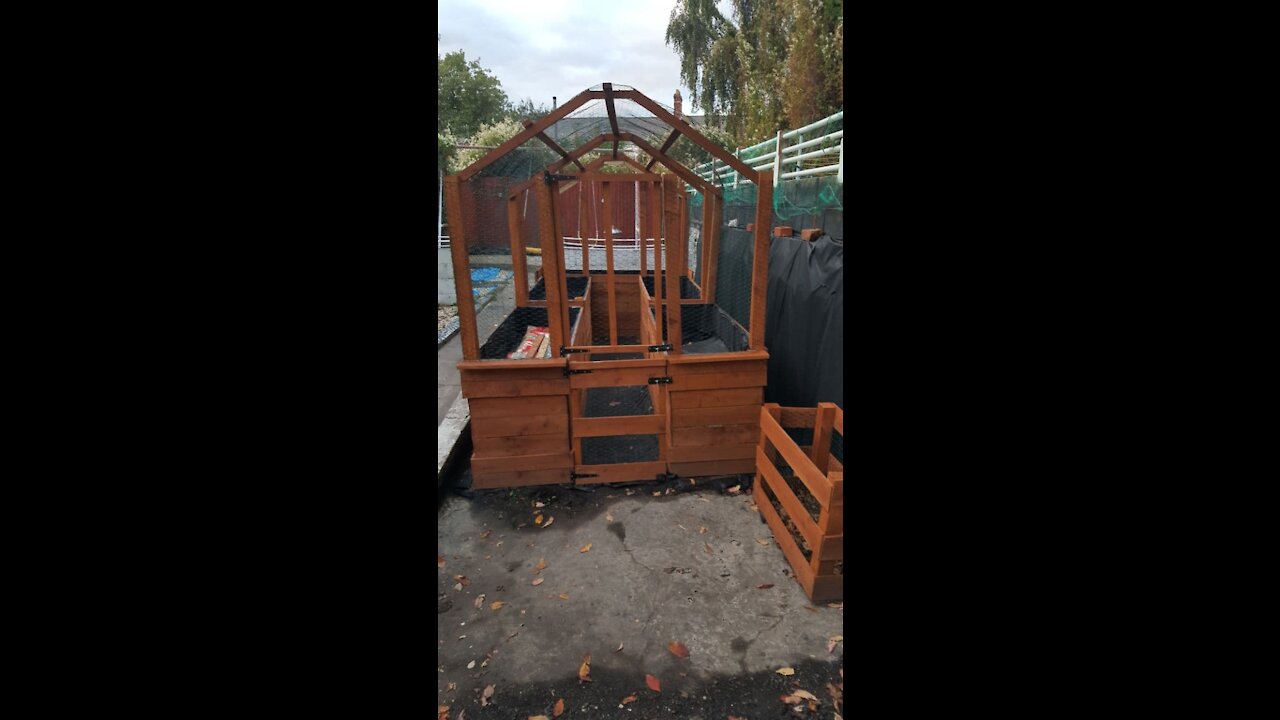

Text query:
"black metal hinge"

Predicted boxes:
[[560, 346, 589, 357], [544, 172, 575, 185], [570, 472, 598, 480], [647, 343, 673, 352], [648, 376, 672, 385], [564, 368, 594, 377]]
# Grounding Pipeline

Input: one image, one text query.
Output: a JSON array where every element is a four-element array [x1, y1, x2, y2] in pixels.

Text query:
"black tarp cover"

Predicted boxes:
[[763, 234, 843, 409]]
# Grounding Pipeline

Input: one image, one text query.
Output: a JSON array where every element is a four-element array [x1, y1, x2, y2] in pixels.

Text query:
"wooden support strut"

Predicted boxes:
[[663, 175, 684, 353], [603, 181, 618, 345], [535, 178, 569, 352], [646, 128, 682, 171], [507, 194, 529, 305], [522, 118, 586, 171], [603, 83, 621, 159], [458, 88, 607, 181], [443, 175, 480, 361]]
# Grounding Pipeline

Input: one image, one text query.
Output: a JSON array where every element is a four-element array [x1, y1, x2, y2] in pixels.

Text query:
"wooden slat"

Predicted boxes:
[[829, 457, 843, 472], [666, 458, 755, 477], [458, 361, 564, 377], [567, 367, 662, 389], [471, 465, 569, 489], [672, 404, 761, 428], [666, 350, 770, 365], [472, 413, 569, 439], [757, 446, 820, 546], [817, 534, 843, 562], [809, 576, 843, 604], [458, 88, 600, 180], [508, 195, 529, 304], [443, 176, 479, 360], [602, 83, 620, 157], [670, 370, 765, 392], [663, 176, 683, 352], [702, 192, 720, 302], [562, 344, 652, 355], [667, 443, 757, 462], [749, 171, 772, 350], [667, 359, 768, 376], [462, 379, 569, 398], [474, 432, 569, 457], [760, 409, 832, 506], [471, 452, 573, 475], [834, 407, 844, 436], [573, 415, 664, 437], [755, 478, 816, 595], [534, 179, 568, 353], [649, 181, 664, 338], [579, 183, 590, 272], [573, 460, 667, 485], [671, 423, 758, 447], [570, 357, 665, 370], [669, 387, 762, 409], [602, 181, 618, 345], [468, 396, 566, 420], [812, 402, 837, 474]]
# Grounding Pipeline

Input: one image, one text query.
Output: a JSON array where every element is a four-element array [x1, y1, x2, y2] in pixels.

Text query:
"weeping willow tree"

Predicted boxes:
[[667, 0, 843, 143]]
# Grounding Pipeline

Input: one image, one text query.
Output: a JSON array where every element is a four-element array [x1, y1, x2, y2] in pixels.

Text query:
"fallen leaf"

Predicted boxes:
[[704, 543, 713, 554], [467, 660, 476, 669], [727, 484, 741, 494], [579, 543, 592, 553], [827, 635, 843, 653], [559, 593, 569, 600], [534, 501, 546, 508], [474, 594, 485, 609], [437, 554, 445, 568], [480, 529, 491, 538], [535, 558, 547, 572], [446, 682, 457, 691], [614, 642, 624, 652], [490, 601, 505, 610], [625, 489, 635, 495], [621, 695, 637, 705], [652, 491, 661, 497], [835, 714, 843, 720], [453, 583, 462, 591], [542, 517, 554, 529], [578, 653, 591, 682], [645, 674, 661, 692], [532, 578, 544, 586], [458, 635, 467, 640], [454, 575, 471, 587], [535, 514, 544, 525], [827, 602, 843, 609], [698, 526, 707, 534], [529, 716, 548, 720], [481, 684, 494, 707], [776, 667, 795, 676], [606, 512, 614, 522], [782, 694, 804, 704], [757, 583, 775, 589], [792, 689, 818, 702], [755, 538, 770, 546], [438, 705, 449, 720], [554, 697, 565, 717], [667, 641, 690, 658], [748, 504, 759, 512]]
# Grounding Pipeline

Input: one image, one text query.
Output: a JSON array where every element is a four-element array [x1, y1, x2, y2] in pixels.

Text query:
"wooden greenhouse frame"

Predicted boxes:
[[444, 84, 774, 489]]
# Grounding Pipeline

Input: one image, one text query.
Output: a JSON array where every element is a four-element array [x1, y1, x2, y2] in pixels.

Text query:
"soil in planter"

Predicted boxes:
[[758, 476, 812, 562]]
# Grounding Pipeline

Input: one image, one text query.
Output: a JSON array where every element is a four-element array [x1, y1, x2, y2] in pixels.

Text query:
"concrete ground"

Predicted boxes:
[[436, 472, 845, 718]]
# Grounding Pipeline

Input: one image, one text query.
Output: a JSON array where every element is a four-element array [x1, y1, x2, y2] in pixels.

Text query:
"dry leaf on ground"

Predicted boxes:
[[453, 583, 462, 591], [534, 501, 546, 508], [535, 558, 547, 572], [553, 697, 565, 717], [559, 593, 569, 600], [621, 695, 637, 705], [438, 554, 445, 568], [579, 543, 592, 553], [667, 641, 690, 658], [578, 653, 591, 682], [827, 634, 843, 653], [776, 667, 795, 676], [437, 705, 449, 720], [481, 684, 494, 707], [454, 575, 471, 587], [614, 642, 624, 652], [792, 689, 818, 701], [727, 484, 741, 494], [645, 674, 661, 692], [698, 526, 707, 534], [652, 491, 661, 497], [490, 601, 505, 610], [782, 694, 805, 704], [827, 601, 843, 609], [606, 512, 614, 522], [446, 682, 456, 691], [755, 538, 770, 546], [704, 543, 713, 554], [541, 516, 554, 529], [480, 529, 491, 538], [535, 514, 544, 525], [529, 716, 548, 720], [757, 583, 775, 589], [532, 578, 544, 586], [467, 660, 475, 669], [474, 594, 485, 609]]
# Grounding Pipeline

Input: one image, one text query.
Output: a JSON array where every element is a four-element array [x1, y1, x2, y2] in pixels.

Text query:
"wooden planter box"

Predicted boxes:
[[754, 402, 844, 603]]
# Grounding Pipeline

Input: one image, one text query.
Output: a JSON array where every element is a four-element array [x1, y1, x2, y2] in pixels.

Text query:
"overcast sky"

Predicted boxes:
[[438, 0, 731, 115]]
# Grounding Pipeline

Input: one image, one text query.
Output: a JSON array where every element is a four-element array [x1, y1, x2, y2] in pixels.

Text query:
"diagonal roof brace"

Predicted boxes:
[[603, 82, 621, 159], [646, 128, 682, 171], [522, 119, 586, 171]]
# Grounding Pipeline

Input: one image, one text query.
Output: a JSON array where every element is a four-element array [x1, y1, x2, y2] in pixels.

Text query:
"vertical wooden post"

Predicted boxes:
[[702, 191, 720, 303], [749, 172, 773, 350], [663, 175, 684, 353], [650, 181, 663, 345], [602, 181, 618, 346], [578, 183, 590, 274], [811, 402, 837, 474], [755, 403, 783, 491], [639, 182, 648, 277], [699, 189, 713, 291], [444, 175, 479, 361], [508, 195, 529, 305], [535, 179, 568, 352]]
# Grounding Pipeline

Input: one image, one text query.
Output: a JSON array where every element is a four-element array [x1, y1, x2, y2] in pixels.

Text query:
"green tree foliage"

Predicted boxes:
[[666, 0, 842, 144], [437, 50, 508, 139]]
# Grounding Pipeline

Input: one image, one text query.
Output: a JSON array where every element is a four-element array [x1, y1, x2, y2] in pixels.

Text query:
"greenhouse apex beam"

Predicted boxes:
[[617, 90, 756, 181], [522, 119, 585, 171], [458, 88, 599, 181], [603, 83, 621, 159], [646, 128, 682, 170]]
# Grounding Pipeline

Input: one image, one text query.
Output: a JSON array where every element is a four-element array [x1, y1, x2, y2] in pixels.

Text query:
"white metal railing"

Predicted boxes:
[[693, 110, 843, 186]]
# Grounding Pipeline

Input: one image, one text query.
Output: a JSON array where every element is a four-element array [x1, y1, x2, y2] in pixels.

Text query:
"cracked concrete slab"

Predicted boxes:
[[437, 476, 844, 717]]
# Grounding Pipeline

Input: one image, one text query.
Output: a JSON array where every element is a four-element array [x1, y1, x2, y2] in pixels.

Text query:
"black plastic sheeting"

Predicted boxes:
[[763, 234, 843, 409], [715, 227, 755, 332]]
